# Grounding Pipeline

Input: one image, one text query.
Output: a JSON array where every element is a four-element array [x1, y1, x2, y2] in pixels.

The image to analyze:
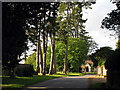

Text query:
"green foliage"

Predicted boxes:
[[90, 47, 114, 67], [67, 38, 88, 72], [47, 37, 88, 72], [98, 59, 106, 66], [105, 48, 120, 70], [25, 52, 36, 71], [57, 2, 97, 54], [14, 65, 35, 77], [2, 3, 28, 70], [101, 1, 120, 36], [116, 37, 120, 49]]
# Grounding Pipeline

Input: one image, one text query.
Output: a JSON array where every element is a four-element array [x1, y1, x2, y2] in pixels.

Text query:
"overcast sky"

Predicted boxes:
[[83, 0, 118, 50]]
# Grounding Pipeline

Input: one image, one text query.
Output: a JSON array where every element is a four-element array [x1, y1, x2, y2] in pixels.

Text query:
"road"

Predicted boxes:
[[24, 75, 106, 89]]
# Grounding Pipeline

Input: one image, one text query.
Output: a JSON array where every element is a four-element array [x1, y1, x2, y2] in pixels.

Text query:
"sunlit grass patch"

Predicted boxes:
[[84, 72, 97, 75], [67, 72, 85, 76], [1, 84, 24, 88], [2, 72, 84, 88]]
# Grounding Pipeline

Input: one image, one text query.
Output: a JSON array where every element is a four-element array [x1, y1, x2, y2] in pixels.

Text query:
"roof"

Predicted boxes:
[[85, 60, 93, 65]]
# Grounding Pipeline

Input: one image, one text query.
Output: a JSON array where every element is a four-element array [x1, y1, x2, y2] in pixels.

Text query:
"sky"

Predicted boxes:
[[19, 0, 118, 64], [83, 0, 118, 50]]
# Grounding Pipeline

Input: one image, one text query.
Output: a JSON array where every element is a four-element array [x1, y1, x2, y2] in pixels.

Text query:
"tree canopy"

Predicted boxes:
[[89, 47, 114, 66], [101, 1, 120, 36], [47, 37, 88, 72], [2, 3, 28, 71], [3, 2, 97, 76]]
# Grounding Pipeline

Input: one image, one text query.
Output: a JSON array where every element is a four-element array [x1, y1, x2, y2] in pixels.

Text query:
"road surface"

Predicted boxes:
[[24, 75, 106, 89]]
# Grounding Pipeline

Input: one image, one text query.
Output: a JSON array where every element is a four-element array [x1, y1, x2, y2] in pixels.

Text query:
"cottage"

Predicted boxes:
[[81, 60, 96, 73]]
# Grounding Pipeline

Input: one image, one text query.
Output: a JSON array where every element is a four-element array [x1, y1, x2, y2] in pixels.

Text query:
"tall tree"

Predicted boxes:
[[25, 3, 44, 74], [57, 2, 93, 74], [25, 2, 59, 75], [49, 2, 59, 74], [63, 2, 70, 74], [2, 3, 29, 77], [25, 3, 55, 75]]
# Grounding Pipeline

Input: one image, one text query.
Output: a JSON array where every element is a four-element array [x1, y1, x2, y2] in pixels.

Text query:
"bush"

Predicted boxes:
[[25, 52, 36, 71], [14, 64, 35, 77], [2, 69, 11, 76], [105, 49, 120, 70]]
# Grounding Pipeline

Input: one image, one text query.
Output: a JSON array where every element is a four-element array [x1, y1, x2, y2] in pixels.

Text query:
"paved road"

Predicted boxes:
[[24, 75, 106, 89]]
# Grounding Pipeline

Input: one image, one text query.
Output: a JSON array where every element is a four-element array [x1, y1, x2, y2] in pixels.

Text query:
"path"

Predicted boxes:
[[24, 75, 106, 89]]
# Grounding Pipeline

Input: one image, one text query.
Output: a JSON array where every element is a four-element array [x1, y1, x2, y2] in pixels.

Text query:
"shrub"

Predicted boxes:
[[105, 49, 120, 70], [2, 68, 11, 76], [14, 64, 35, 77], [25, 52, 36, 71]]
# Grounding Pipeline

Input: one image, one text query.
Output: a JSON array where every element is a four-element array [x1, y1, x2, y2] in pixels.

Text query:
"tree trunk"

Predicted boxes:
[[49, 34, 54, 74], [39, 32, 43, 74], [73, 4, 76, 38], [24, 50, 27, 62], [42, 8, 47, 75], [77, 27, 78, 38], [53, 55, 56, 73], [63, 3, 69, 74], [63, 38, 68, 74], [49, 33, 56, 74], [9, 68, 15, 78], [36, 31, 40, 75], [53, 36, 56, 74], [42, 32, 46, 75]]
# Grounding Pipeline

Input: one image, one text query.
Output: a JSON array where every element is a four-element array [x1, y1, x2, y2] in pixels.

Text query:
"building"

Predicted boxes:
[[81, 60, 97, 72], [97, 65, 107, 76]]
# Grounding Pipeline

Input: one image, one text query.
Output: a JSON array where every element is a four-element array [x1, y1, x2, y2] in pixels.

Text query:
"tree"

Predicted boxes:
[[25, 52, 36, 70], [48, 2, 59, 75], [25, 2, 59, 75], [25, 3, 45, 75], [89, 47, 114, 67], [47, 37, 88, 72], [57, 2, 94, 74], [101, 1, 120, 69], [101, 2, 120, 88], [116, 37, 120, 49], [2, 3, 28, 77], [101, 1, 120, 37]]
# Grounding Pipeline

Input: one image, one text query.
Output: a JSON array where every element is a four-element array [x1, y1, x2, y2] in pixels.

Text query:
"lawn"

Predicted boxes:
[[84, 72, 97, 75], [1, 72, 85, 89]]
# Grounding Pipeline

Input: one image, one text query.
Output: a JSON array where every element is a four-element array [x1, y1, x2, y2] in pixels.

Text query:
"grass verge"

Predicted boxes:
[[84, 72, 97, 75], [1, 72, 85, 88]]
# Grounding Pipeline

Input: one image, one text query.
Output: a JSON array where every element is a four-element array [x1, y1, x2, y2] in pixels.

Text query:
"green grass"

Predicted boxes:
[[1, 72, 85, 88], [84, 72, 97, 75]]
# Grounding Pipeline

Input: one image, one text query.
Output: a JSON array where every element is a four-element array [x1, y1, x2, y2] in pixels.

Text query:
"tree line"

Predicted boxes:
[[2, 2, 97, 77]]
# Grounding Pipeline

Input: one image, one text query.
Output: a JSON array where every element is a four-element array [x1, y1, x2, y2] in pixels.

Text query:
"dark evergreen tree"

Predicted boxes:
[[2, 3, 29, 77]]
